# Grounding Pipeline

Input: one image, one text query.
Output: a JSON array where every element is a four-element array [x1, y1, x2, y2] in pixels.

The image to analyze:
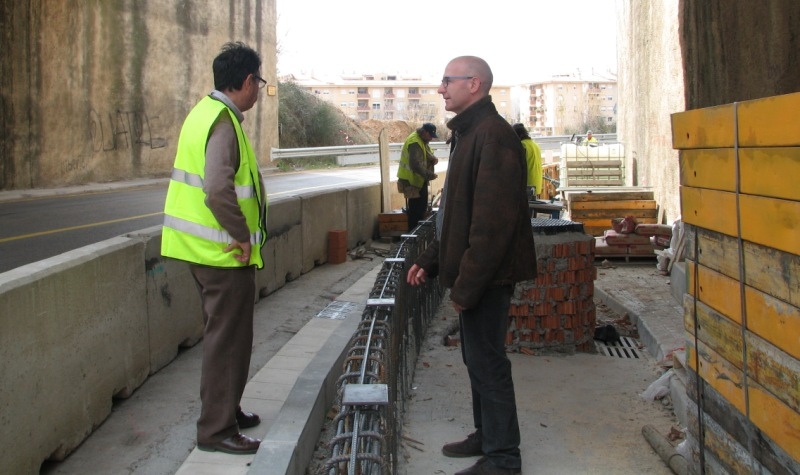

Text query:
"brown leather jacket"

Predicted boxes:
[[416, 96, 537, 309]]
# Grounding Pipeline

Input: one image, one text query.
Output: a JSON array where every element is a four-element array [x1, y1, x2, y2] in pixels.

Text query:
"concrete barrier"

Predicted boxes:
[[0, 181, 391, 473]]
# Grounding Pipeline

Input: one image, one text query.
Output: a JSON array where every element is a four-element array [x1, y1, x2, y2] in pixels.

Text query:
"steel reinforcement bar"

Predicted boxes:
[[320, 216, 443, 475]]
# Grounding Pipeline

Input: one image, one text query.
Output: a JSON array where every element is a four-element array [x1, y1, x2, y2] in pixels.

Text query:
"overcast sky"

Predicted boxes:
[[276, 0, 618, 84]]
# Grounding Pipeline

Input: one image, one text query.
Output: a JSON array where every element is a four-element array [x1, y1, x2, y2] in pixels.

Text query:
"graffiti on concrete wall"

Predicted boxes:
[[89, 109, 167, 152]]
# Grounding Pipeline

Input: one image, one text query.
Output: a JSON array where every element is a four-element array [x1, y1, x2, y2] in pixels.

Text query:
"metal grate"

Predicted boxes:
[[316, 301, 358, 320], [530, 217, 585, 234], [595, 336, 643, 358]]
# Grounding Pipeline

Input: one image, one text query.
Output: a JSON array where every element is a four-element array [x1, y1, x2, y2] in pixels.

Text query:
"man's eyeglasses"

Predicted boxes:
[[254, 74, 267, 89], [441, 76, 474, 87]]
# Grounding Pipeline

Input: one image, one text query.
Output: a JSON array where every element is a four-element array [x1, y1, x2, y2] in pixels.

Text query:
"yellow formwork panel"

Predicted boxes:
[[737, 92, 800, 147], [689, 338, 747, 414], [686, 260, 742, 325], [681, 187, 738, 237], [740, 148, 800, 202], [739, 194, 800, 256], [679, 149, 736, 190], [671, 103, 735, 150], [748, 384, 800, 462], [746, 286, 800, 361]]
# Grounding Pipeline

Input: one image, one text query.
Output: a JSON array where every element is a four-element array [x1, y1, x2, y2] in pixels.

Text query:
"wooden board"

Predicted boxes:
[[685, 225, 800, 309], [671, 102, 735, 150], [686, 260, 743, 324], [679, 148, 736, 190], [741, 148, 800, 202], [567, 191, 655, 202], [737, 91, 800, 147], [570, 200, 657, 210]]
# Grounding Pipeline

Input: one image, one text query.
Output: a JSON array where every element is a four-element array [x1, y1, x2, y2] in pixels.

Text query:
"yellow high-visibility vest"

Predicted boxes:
[[161, 96, 267, 268]]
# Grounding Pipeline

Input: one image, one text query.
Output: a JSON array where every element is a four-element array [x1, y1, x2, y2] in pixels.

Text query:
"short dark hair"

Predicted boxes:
[[213, 42, 262, 91], [512, 123, 530, 140]]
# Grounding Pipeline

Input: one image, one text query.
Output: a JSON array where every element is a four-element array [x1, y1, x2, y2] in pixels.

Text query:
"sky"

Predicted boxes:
[[276, 0, 618, 84]]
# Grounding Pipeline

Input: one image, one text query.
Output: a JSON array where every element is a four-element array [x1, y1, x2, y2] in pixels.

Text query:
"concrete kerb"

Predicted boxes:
[[173, 262, 383, 475]]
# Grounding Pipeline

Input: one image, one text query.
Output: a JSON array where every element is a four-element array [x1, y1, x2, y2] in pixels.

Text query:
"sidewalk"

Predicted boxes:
[[399, 261, 686, 475]]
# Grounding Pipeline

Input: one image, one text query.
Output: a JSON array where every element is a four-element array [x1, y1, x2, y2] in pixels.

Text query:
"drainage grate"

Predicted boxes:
[[316, 301, 358, 320], [595, 336, 643, 358]]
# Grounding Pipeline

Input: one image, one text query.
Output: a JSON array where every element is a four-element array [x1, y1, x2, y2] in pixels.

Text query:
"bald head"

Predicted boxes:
[[439, 56, 494, 114], [450, 56, 493, 93]]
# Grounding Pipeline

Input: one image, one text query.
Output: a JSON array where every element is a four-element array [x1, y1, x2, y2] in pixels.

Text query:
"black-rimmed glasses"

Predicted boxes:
[[441, 76, 474, 87], [254, 74, 267, 89]]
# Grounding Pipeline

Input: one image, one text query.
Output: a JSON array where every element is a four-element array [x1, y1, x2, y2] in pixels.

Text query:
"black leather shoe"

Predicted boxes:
[[197, 433, 261, 455], [454, 456, 521, 475], [442, 431, 483, 457], [237, 409, 261, 429]]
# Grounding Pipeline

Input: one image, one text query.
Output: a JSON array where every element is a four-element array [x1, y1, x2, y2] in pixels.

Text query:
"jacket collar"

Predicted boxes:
[[446, 95, 496, 135]]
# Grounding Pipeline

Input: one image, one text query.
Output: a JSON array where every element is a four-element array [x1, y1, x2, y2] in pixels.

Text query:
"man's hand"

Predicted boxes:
[[224, 240, 252, 263], [452, 301, 465, 313], [406, 264, 427, 286]]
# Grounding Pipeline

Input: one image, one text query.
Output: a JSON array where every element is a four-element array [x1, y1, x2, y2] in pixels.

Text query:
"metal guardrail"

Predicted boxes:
[[270, 134, 617, 161], [320, 217, 443, 475]]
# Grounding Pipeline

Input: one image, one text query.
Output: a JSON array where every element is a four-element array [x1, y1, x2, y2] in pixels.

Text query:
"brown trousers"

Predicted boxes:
[[190, 264, 256, 444]]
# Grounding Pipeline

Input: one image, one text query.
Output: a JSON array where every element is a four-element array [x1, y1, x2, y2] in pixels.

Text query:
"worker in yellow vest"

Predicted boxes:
[[512, 123, 542, 200], [397, 123, 439, 230], [161, 42, 267, 456]]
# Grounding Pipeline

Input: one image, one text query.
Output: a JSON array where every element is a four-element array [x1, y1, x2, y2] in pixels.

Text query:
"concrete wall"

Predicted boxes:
[[615, 1, 684, 224], [0, 182, 380, 474], [0, 0, 278, 190]]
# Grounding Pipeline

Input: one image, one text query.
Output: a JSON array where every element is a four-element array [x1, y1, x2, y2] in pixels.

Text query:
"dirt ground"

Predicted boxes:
[[357, 119, 415, 143]]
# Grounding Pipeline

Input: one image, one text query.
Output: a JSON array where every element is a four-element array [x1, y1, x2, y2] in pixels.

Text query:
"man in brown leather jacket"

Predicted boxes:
[[407, 56, 537, 475]]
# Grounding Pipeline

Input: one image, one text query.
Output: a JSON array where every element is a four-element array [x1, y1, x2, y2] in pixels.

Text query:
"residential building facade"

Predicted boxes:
[[286, 73, 515, 128], [521, 71, 618, 136]]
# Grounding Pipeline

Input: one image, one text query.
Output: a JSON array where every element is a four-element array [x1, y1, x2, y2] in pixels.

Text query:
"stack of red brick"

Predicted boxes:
[[508, 235, 597, 354], [595, 220, 673, 258]]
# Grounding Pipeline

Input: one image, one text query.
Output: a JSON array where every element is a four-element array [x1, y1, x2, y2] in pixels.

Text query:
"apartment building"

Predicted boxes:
[[522, 71, 618, 136], [286, 73, 515, 128]]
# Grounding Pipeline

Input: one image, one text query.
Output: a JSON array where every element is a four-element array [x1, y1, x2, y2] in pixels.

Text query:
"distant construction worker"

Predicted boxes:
[[583, 129, 599, 146], [397, 123, 439, 230], [512, 123, 542, 200]]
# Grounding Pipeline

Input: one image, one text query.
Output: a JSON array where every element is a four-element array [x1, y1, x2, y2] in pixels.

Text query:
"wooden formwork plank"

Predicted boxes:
[[681, 187, 739, 238], [683, 293, 743, 371], [748, 384, 800, 461], [745, 286, 800, 360], [679, 149, 736, 190], [671, 103, 735, 150], [570, 200, 657, 210], [746, 331, 800, 413], [574, 217, 657, 229], [567, 191, 654, 202], [565, 159, 623, 168], [685, 338, 746, 414], [739, 194, 800, 256], [567, 179, 625, 187], [687, 225, 800, 309], [737, 91, 800, 147], [686, 260, 742, 324], [740, 148, 800, 202], [569, 209, 657, 220]]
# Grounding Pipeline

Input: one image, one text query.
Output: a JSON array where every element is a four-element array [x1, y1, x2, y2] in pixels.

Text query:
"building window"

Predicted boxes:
[[409, 87, 418, 95], [358, 87, 368, 94], [385, 87, 393, 95], [372, 103, 380, 110]]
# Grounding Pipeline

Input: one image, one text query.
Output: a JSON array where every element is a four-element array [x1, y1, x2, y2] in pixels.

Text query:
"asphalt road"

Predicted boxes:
[[0, 165, 409, 274]]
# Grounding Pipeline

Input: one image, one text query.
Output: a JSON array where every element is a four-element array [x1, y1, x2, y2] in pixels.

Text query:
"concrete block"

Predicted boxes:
[[0, 237, 149, 474], [300, 189, 347, 273], [346, 184, 381, 247], [130, 226, 204, 374], [258, 196, 303, 296]]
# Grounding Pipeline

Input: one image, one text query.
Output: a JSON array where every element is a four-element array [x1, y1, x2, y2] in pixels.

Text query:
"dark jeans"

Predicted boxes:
[[459, 285, 521, 469], [406, 182, 428, 230]]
